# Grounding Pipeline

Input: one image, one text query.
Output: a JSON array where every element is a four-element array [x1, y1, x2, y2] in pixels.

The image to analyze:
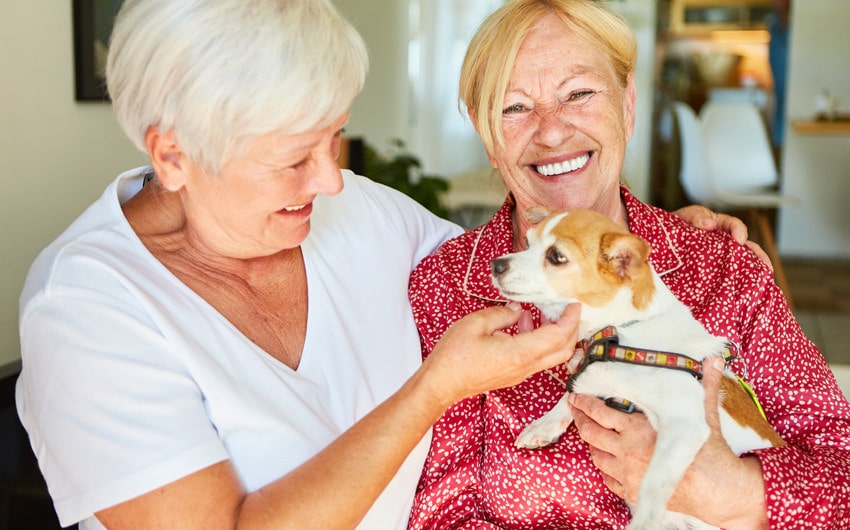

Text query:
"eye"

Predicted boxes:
[[546, 247, 568, 265], [502, 103, 528, 115], [568, 89, 595, 101]]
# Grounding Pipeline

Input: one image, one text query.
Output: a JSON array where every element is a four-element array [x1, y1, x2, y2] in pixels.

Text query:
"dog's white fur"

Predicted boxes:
[[491, 207, 784, 530]]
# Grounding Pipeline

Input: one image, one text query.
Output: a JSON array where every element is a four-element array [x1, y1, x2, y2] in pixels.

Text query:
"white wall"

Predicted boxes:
[[611, 0, 657, 201], [0, 2, 145, 374], [333, 0, 411, 158], [777, 0, 850, 258]]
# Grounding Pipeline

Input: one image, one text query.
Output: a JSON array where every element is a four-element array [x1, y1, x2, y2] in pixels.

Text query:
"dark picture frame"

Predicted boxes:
[[72, 0, 123, 101]]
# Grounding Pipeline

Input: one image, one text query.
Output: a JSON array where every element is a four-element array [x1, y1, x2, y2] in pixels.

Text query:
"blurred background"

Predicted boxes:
[[1, 2, 849, 527]]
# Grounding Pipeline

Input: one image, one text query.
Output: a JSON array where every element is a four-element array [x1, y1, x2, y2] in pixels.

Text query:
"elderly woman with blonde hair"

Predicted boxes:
[[408, 0, 850, 528]]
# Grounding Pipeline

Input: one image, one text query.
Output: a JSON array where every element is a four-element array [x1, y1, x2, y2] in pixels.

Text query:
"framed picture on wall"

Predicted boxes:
[[72, 0, 123, 101]]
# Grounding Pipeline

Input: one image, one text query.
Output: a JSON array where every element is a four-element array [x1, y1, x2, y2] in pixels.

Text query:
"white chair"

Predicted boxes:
[[671, 100, 796, 307]]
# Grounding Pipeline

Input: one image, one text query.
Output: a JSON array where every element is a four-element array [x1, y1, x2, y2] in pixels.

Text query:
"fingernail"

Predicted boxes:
[[568, 393, 576, 406], [506, 301, 521, 311], [710, 357, 724, 371]]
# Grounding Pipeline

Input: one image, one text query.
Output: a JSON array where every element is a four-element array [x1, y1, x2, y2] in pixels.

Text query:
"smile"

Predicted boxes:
[[535, 153, 590, 177], [283, 204, 307, 212]]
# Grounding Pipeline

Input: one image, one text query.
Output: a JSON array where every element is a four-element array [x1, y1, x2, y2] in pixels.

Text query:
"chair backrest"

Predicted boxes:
[[671, 101, 714, 204], [699, 101, 779, 192]]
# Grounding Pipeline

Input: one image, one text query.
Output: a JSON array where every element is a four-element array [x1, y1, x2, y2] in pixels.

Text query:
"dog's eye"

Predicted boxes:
[[546, 247, 568, 265]]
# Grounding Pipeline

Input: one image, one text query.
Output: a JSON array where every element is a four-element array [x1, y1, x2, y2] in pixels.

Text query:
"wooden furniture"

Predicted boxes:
[[792, 118, 850, 136]]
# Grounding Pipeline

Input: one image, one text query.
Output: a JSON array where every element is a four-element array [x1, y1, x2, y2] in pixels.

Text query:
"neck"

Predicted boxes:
[[511, 197, 629, 252]]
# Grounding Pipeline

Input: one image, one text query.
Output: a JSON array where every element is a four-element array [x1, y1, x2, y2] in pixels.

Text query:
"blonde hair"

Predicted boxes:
[[460, 0, 636, 154], [107, 0, 368, 173]]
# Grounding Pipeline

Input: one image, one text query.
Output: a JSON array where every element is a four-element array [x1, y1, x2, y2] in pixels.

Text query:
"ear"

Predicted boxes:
[[599, 232, 651, 281], [523, 206, 551, 225], [144, 125, 189, 192]]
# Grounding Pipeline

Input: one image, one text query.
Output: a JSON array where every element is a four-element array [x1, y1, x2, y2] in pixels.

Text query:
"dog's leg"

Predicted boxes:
[[515, 392, 574, 448], [626, 406, 710, 530]]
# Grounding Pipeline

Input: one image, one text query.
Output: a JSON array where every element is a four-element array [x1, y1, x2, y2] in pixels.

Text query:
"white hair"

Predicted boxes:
[[106, 0, 369, 173]]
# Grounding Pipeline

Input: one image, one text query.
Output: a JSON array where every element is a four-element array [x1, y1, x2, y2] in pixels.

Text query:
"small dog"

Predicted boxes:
[[491, 207, 784, 530]]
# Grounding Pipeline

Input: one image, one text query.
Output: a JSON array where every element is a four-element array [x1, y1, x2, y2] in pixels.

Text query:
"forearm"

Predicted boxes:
[[689, 455, 768, 530], [97, 371, 446, 530]]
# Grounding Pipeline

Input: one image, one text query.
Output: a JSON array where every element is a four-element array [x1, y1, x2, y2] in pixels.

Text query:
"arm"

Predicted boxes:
[[96, 303, 580, 530]]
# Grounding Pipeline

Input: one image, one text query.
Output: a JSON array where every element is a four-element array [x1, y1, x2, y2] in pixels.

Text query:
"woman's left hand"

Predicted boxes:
[[673, 205, 772, 271], [569, 358, 769, 529]]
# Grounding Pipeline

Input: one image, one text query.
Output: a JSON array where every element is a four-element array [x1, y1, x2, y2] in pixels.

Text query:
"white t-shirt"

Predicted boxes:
[[16, 167, 462, 529]]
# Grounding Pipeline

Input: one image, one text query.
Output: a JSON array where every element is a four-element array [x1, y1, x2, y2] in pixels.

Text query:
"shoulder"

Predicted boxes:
[[22, 171, 147, 307]]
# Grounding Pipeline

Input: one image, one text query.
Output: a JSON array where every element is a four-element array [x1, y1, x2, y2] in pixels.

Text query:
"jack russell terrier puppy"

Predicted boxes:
[[490, 207, 784, 530]]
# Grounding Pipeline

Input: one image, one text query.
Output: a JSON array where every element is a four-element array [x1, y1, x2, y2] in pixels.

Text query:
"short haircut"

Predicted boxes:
[[107, 0, 369, 173], [460, 0, 636, 155]]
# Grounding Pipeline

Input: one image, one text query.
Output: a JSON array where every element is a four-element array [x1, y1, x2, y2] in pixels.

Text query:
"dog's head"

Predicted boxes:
[[491, 207, 655, 322]]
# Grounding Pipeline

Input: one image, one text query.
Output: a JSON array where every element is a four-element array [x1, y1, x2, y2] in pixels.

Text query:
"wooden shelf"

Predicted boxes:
[[792, 119, 850, 136]]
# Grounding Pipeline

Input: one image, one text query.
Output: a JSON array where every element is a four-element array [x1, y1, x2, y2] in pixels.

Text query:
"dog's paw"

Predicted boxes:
[[515, 412, 570, 449]]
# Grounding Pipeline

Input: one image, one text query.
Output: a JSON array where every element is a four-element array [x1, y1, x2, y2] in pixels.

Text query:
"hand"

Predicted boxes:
[[673, 205, 772, 271], [422, 303, 580, 408], [569, 359, 768, 528]]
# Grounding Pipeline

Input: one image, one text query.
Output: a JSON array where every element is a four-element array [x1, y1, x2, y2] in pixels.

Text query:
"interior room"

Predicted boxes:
[[1, 1, 848, 527]]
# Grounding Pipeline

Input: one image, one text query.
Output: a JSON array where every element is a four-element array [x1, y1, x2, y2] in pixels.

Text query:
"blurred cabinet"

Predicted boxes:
[[669, 0, 774, 35]]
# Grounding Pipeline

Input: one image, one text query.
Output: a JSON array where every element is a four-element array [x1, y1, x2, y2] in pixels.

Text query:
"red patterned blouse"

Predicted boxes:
[[407, 188, 850, 529]]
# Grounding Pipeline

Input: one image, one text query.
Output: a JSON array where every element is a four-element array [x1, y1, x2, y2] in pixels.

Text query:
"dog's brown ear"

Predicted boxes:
[[599, 233, 651, 281], [523, 206, 551, 225]]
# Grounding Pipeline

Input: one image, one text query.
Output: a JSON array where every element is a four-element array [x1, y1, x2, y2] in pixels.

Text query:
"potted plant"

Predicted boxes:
[[361, 138, 451, 219]]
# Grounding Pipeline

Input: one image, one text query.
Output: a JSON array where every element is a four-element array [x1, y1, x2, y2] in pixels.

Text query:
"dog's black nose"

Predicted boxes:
[[491, 257, 510, 277]]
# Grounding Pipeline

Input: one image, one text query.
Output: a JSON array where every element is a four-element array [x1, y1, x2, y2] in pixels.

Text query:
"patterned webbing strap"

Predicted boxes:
[[566, 326, 737, 392]]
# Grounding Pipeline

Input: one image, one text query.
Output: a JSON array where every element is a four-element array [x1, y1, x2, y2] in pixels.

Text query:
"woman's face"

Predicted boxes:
[[177, 112, 349, 259], [488, 13, 636, 224]]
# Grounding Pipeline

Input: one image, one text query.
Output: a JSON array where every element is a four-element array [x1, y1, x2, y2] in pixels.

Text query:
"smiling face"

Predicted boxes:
[[153, 112, 349, 259], [488, 13, 636, 232]]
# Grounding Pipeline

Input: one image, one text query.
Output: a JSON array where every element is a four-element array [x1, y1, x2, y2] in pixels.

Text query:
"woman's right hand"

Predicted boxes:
[[419, 303, 580, 409]]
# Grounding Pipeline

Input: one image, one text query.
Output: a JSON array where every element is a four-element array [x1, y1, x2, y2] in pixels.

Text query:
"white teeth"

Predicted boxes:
[[536, 153, 590, 176], [283, 204, 306, 212]]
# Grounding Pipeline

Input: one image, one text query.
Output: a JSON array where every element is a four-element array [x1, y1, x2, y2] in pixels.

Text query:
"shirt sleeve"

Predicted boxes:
[[17, 284, 228, 526], [738, 273, 850, 527]]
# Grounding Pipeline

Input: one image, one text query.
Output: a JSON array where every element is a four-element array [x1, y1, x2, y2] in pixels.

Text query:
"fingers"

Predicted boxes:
[[673, 206, 755, 250], [673, 204, 715, 230], [745, 241, 774, 271], [516, 307, 534, 333], [570, 393, 629, 436], [712, 213, 749, 244], [426, 303, 578, 402]]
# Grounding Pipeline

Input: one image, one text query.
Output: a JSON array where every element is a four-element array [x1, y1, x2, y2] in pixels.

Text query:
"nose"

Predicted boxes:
[[534, 105, 574, 147], [308, 151, 344, 197], [491, 257, 510, 277]]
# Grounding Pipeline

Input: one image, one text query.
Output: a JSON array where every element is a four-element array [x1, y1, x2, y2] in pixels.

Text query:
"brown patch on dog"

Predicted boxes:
[[720, 376, 785, 447], [538, 210, 656, 312]]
